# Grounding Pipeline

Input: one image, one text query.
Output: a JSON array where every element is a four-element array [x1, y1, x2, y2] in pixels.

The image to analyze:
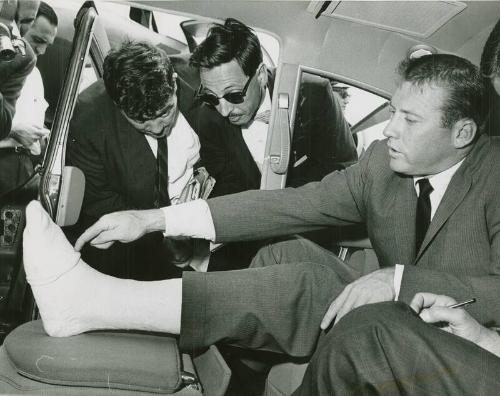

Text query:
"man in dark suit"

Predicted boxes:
[[187, 18, 357, 270], [189, 18, 357, 197], [28, 53, 499, 394], [67, 41, 201, 279]]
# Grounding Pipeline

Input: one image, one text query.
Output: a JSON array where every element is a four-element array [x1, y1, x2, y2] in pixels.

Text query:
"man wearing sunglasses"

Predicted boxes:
[[190, 18, 358, 198], [67, 41, 203, 280]]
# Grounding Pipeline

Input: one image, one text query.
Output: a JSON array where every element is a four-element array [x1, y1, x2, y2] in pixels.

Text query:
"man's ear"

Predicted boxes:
[[257, 63, 268, 87], [452, 118, 477, 149], [492, 75, 500, 97]]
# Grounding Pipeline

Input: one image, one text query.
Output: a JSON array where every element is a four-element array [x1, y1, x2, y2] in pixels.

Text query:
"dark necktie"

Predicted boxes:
[[415, 178, 433, 252], [155, 136, 171, 208]]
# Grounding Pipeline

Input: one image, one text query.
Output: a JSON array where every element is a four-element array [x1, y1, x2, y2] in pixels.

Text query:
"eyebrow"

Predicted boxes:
[[19, 17, 35, 23], [389, 102, 423, 119]]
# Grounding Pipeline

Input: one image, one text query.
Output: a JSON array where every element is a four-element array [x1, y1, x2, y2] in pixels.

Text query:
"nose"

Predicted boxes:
[[217, 99, 233, 118], [35, 45, 47, 56], [383, 114, 400, 139], [150, 119, 166, 135]]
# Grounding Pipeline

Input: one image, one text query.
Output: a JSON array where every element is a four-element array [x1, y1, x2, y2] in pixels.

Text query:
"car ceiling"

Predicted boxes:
[[126, 1, 499, 94]]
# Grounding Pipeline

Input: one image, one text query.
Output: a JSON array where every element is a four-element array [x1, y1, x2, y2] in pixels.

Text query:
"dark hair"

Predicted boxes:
[[189, 18, 262, 77], [103, 41, 175, 122], [36, 1, 57, 26], [398, 54, 487, 129], [480, 18, 500, 79]]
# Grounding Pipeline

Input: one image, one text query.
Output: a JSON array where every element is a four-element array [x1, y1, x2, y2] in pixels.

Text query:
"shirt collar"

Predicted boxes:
[[259, 86, 271, 113], [413, 158, 465, 194]]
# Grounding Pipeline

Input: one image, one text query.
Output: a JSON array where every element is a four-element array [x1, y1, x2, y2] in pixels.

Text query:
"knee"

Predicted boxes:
[[337, 301, 417, 331], [251, 236, 304, 267]]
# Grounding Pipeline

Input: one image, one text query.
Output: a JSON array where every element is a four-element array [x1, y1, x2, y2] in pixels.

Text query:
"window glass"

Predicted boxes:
[[330, 80, 389, 156], [94, 1, 131, 19], [152, 12, 190, 45], [152, 9, 280, 67], [78, 54, 98, 93], [286, 72, 359, 189]]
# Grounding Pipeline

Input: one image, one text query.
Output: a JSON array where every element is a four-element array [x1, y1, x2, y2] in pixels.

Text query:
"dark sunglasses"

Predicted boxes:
[[196, 72, 254, 107]]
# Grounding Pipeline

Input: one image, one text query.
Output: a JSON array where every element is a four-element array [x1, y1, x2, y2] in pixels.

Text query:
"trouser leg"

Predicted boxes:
[[250, 235, 360, 276], [295, 302, 500, 396], [180, 256, 358, 357]]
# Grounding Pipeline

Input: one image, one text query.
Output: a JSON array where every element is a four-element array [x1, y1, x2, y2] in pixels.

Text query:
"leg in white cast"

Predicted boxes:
[[23, 200, 182, 337]]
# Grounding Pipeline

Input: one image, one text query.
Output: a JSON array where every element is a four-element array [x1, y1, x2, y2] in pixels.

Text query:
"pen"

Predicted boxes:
[[449, 298, 476, 309]]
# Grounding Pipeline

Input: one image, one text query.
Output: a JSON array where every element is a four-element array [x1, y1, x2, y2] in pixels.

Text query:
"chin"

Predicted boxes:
[[229, 116, 250, 126], [388, 159, 411, 175]]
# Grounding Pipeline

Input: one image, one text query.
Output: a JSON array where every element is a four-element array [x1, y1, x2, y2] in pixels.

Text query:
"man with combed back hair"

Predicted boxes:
[[190, 18, 357, 197]]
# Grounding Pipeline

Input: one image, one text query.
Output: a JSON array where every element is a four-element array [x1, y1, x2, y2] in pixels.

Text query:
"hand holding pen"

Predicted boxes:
[[410, 292, 483, 343], [409, 293, 500, 357]]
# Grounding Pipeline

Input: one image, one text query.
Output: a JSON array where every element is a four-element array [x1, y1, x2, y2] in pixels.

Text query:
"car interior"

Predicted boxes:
[[0, 0, 499, 394]]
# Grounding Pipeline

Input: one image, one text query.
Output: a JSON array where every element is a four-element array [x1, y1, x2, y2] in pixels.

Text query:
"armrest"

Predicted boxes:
[[337, 237, 372, 249]]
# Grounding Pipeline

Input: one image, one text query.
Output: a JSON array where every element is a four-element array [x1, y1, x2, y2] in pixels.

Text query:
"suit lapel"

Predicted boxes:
[[389, 176, 418, 265], [230, 71, 276, 187], [115, 113, 157, 198], [230, 123, 261, 185], [415, 162, 472, 261]]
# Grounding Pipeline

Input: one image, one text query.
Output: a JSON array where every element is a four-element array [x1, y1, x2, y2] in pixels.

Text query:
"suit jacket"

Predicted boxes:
[[66, 77, 199, 279], [67, 77, 199, 221], [194, 70, 358, 197], [207, 135, 500, 326], [0, 38, 36, 139]]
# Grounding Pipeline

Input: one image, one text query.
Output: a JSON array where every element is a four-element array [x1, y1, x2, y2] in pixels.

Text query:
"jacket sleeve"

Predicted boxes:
[[207, 141, 378, 243], [0, 41, 36, 139], [196, 108, 257, 197]]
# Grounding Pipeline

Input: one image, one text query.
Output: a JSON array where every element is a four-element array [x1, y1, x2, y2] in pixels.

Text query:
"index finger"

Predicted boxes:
[[74, 222, 108, 251], [410, 292, 456, 313]]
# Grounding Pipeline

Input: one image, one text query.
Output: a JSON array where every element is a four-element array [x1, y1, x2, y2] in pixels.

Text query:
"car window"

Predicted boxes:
[[79, 54, 99, 93], [284, 72, 360, 188], [152, 9, 280, 67], [329, 80, 389, 157]]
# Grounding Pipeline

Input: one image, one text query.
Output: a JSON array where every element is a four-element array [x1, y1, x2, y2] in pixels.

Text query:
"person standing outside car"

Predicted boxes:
[[0, 0, 36, 141], [0, 1, 56, 196]]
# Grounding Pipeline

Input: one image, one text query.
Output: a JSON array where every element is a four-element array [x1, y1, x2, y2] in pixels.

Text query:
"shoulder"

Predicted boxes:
[[70, 81, 114, 140], [77, 80, 109, 106]]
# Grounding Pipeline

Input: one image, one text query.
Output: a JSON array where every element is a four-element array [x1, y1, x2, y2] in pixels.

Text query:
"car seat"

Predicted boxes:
[[0, 319, 230, 395]]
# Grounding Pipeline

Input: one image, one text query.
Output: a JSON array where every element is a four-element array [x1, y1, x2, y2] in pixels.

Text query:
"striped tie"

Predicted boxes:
[[155, 136, 171, 207]]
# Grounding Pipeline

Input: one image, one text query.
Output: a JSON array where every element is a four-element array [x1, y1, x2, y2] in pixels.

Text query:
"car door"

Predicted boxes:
[[40, 2, 110, 224]]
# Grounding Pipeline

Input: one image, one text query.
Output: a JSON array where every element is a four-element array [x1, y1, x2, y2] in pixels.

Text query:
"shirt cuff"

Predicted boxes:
[[161, 199, 216, 241], [393, 264, 404, 301]]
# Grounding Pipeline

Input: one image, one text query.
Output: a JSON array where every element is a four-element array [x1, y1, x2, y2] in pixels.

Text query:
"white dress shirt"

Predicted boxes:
[[9, 67, 49, 154], [241, 88, 271, 172], [144, 112, 200, 203], [393, 159, 465, 299]]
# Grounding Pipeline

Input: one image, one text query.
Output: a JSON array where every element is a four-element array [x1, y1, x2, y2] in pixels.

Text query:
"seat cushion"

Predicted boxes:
[[265, 362, 308, 396], [4, 320, 191, 394]]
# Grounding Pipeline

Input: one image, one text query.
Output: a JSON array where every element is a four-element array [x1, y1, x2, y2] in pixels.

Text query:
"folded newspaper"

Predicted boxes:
[[163, 167, 215, 269], [178, 166, 216, 203]]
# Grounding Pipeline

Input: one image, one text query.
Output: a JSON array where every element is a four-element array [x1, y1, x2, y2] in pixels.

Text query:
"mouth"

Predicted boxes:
[[386, 142, 401, 157], [228, 114, 241, 121]]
